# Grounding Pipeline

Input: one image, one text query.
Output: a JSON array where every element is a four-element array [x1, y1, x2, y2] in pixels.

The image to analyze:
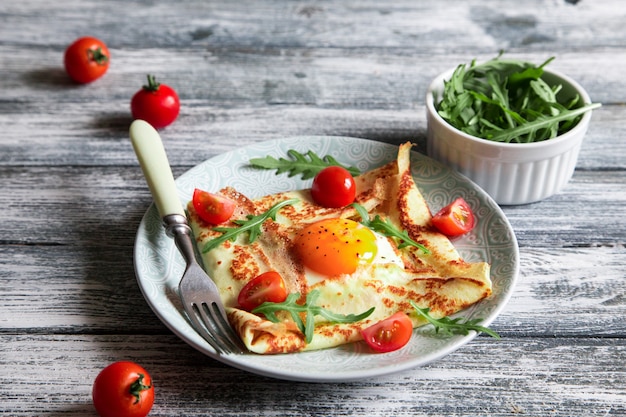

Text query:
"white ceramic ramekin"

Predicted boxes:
[[426, 67, 595, 205]]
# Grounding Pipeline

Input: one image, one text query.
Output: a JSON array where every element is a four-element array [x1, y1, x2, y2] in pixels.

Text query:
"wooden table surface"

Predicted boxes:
[[2, 1, 625, 416]]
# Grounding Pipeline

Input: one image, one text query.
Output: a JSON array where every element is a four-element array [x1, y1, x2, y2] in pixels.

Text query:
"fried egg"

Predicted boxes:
[[293, 218, 404, 285]]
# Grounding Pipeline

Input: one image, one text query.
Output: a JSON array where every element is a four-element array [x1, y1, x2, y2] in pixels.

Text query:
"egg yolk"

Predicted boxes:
[[293, 218, 378, 277]]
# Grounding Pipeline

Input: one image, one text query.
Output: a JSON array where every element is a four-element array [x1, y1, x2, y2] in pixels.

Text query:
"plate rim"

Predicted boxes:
[[133, 135, 519, 382]]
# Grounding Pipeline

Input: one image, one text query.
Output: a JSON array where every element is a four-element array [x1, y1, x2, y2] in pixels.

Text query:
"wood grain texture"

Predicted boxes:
[[1, 0, 626, 415], [0, 48, 624, 166], [0, 335, 626, 416], [1, 167, 624, 247], [1, 335, 625, 417]]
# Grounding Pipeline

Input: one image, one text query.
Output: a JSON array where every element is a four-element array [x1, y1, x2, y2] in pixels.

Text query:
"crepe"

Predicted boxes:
[[187, 143, 492, 354]]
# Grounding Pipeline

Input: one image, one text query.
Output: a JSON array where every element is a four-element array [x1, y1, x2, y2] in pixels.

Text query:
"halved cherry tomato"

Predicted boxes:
[[311, 166, 356, 208], [431, 197, 476, 237], [361, 312, 413, 353], [238, 271, 288, 311], [131, 74, 180, 129], [64, 37, 110, 84], [192, 188, 236, 225], [92, 361, 154, 417]]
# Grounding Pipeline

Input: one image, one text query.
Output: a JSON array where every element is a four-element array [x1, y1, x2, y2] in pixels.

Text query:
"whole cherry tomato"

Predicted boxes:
[[92, 361, 154, 417], [311, 166, 356, 208], [64, 37, 110, 83], [192, 188, 236, 225], [361, 312, 413, 353], [130, 74, 180, 129], [238, 271, 288, 311], [431, 197, 476, 237]]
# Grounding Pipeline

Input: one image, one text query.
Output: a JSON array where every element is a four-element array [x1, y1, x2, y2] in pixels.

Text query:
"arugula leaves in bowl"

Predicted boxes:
[[434, 54, 601, 143]]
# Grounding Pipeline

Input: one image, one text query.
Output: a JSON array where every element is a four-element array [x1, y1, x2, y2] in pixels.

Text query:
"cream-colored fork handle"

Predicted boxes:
[[129, 119, 185, 218]]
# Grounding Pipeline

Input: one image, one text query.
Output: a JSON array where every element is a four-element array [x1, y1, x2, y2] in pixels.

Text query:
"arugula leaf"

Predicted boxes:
[[202, 198, 298, 253], [410, 301, 500, 339], [436, 54, 601, 143], [352, 203, 430, 254], [252, 290, 375, 344], [249, 149, 360, 180], [485, 105, 598, 143]]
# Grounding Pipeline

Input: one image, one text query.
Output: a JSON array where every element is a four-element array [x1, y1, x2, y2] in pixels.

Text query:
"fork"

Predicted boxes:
[[129, 119, 243, 355]]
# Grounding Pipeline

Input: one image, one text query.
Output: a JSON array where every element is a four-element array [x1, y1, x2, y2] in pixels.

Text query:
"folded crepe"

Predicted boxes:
[[188, 143, 491, 354]]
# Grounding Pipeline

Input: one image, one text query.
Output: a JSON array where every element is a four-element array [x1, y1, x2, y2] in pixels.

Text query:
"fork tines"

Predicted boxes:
[[185, 300, 243, 355]]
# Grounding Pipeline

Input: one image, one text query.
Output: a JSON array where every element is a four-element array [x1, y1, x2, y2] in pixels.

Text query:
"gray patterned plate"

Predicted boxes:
[[133, 136, 519, 382]]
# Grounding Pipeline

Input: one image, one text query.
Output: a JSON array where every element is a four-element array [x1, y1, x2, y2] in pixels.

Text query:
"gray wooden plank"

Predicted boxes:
[[1, 335, 624, 416], [0, 44, 620, 167], [2, 0, 625, 53], [1, 166, 624, 247]]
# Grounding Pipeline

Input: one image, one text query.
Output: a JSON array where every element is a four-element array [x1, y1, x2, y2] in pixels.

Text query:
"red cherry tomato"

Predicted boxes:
[[431, 197, 476, 237], [361, 312, 413, 353], [311, 166, 356, 208], [238, 271, 288, 311], [192, 188, 236, 225], [92, 361, 154, 417], [64, 37, 110, 83], [131, 74, 180, 129]]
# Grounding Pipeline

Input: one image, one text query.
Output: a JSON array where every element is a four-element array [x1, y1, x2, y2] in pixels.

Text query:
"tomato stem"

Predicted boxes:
[[142, 74, 161, 92], [87, 47, 109, 65], [129, 373, 152, 404]]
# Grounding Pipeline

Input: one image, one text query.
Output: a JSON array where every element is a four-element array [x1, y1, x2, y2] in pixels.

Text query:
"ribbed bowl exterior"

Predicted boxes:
[[426, 67, 593, 205]]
